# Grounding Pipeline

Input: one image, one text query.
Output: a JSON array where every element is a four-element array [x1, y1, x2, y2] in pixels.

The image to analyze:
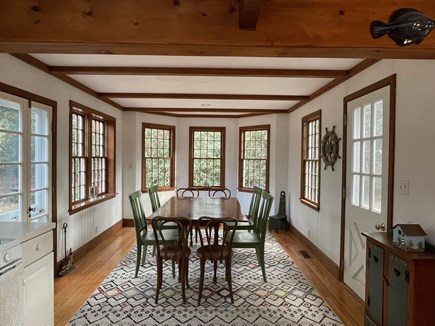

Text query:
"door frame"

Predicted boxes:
[[0, 81, 58, 274], [339, 74, 396, 281]]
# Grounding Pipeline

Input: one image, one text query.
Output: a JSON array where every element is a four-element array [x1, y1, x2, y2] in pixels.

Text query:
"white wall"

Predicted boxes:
[[122, 113, 288, 218], [288, 59, 435, 265], [0, 54, 124, 262]]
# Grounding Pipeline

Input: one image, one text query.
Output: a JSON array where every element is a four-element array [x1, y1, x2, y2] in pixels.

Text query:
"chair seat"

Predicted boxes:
[[226, 220, 254, 231], [142, 229, 178, 242], [159, 246, 191, 260], [231, 231, 261, 245], [197, 245, 232, 260]]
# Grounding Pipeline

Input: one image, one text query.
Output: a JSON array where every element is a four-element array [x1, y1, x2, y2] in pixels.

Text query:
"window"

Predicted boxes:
[[300, 110, 321, 210], [69, 101, 116, 213], [189, 127, 225, 189], [142, 123, 175, 191], [239, 125, 270, 192]]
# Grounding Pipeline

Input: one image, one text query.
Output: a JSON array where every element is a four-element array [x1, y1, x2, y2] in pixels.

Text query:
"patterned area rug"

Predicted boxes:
[[69, 233, 343, 325]]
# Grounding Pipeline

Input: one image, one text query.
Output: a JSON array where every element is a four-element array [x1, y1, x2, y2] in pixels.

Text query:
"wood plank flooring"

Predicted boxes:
[[54, 227, 364, 325]]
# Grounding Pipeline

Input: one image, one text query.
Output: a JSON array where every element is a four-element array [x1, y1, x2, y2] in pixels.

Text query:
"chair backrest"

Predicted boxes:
[[129, 191, 149, 244], [196, 216, 237, 260], [247, 186, 263, 222], [208, 188, 231, 198], [255, 191, 274, 242], [152, 216, 192, 261], [148, 185, 161, 212], [176, 187, 199, 198]]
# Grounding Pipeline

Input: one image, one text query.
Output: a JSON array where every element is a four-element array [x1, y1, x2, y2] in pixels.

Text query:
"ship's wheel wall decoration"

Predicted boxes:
[[321, 126, 341, 171]]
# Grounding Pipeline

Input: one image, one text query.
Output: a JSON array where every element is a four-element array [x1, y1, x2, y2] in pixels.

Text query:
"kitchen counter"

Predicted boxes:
[[0, 222, 55, 250]]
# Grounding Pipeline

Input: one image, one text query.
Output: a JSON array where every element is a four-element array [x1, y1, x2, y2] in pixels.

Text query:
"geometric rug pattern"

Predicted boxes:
[[69, 233, 343, 325]]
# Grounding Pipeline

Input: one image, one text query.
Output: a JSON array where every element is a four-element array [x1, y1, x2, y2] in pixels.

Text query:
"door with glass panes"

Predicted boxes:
[[0, 91, 52, 222]]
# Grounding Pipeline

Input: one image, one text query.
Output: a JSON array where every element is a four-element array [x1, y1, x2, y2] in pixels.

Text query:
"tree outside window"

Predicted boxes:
[[239, 125, 270, 192], [189, 127, 225, 189], [142, 123, 175, 191], [300, 110, 321, 210]]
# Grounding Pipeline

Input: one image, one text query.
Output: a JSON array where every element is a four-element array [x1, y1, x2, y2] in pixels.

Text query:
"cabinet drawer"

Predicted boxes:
[[22, 231, 53, 267]]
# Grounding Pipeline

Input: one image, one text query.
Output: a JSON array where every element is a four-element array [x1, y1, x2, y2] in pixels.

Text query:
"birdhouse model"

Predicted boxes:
[[392, 224, 427, 252]]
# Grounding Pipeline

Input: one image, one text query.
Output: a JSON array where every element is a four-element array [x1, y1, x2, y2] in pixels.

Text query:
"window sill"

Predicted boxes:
[[69, 193, 117, 215], [299, 198, 320, 211]]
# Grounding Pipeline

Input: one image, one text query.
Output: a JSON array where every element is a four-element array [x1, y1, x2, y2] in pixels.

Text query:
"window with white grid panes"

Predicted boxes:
[[71, 112, 86, 202], [91, 118, 107, 196], [239, 125, 270, 192], [142, 123, 175, 191], [189, 127, 225, 189], [300, 110, 321, 210]]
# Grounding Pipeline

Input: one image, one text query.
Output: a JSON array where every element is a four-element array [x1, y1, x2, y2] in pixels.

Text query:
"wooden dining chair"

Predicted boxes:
[[148, 184, 161, 212], [208, 187, 231, 198], [152, 216, 192, 304], [227, 185, 263, 232], [176, 187, 199, 198], [228, 191, 274, 282], [128, 191, 177, 278], [196, 216, 237, 305]]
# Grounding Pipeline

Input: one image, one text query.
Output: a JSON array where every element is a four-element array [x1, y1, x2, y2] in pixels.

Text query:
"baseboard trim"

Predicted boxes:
[[56, 220, 123, 275], [289, 226, 340, 280], [122, 218, 134, 227]]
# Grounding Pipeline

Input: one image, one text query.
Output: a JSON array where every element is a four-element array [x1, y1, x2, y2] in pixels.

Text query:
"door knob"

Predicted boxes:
[[375, 223, 386, 231]]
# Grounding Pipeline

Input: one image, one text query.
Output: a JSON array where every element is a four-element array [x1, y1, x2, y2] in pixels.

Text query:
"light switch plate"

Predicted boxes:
[[398, 180, 409, 195]]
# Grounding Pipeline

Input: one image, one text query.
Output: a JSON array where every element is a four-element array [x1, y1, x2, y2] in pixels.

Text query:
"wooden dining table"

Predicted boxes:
[[149, 196, 247, 222]]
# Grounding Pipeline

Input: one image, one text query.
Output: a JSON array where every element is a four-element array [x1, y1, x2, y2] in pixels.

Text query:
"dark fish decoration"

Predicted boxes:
[[370, 8, 435, 46]]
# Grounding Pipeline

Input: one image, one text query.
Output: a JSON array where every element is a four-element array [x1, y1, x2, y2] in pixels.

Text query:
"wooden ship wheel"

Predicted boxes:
[[321, 126, 341, 171]]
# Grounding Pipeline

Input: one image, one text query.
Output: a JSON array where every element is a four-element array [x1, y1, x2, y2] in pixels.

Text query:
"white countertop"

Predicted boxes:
[[0, 222, 56, 250]]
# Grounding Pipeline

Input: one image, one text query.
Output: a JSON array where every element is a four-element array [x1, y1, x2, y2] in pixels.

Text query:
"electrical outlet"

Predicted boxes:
[[95, 226, 98, 234], [398, 180, 409, 196]]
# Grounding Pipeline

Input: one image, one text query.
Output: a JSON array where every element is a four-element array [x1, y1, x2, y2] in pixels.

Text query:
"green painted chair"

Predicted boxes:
[[148, 185, 161, 213], [230, 186, 263, 231], [228, 191, 274, 282], [129, 191, 177, 278]]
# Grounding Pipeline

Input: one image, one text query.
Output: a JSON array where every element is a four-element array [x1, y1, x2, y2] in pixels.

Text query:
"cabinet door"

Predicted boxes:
[[387, 254, 408, 326], [367, 243, 384, 325], [23, 252, 54, 326]]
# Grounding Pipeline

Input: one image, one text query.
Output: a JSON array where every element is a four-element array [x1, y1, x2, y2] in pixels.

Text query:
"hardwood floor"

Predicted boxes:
[[54, 227, 364, 325]]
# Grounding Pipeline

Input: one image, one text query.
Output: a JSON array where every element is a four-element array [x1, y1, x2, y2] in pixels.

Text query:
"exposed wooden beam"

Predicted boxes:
[[49, 66, 347, 78], [124, 107, 288, 113], [99, 93, 309, 101], [239, 0, 264, 29], [1, 1, 435, 58]]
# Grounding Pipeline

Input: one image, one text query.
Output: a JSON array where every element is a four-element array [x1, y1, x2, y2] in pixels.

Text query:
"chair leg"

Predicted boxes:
[[135, 244, 142, 278], [141, 245, 147, 265], [198, 259, 205, 306], [226, 257, 234, 303], [185, 258, 190, 288], [155, 258, 162, 304], [180, 258, 186, 304], [172, 260, 176, 278], [255, 247, 267, 282], [213, 260, 218, 283]]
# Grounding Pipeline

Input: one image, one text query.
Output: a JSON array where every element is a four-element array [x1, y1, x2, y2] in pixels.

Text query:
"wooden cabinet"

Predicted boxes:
[[363, 232, 435, 326], [22, 230, 54, 326]]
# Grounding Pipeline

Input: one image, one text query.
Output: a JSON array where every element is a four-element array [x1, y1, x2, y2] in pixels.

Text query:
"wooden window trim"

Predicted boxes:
[[189, 126, 226, 189], [69, 100, 116, 214], [238, 124, 270, 192], [300, 110, 321, 211], [141, 122, 175, 192]]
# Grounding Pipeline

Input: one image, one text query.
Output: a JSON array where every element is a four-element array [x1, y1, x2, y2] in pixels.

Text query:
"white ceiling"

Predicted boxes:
[[29, 54, 365, 117]]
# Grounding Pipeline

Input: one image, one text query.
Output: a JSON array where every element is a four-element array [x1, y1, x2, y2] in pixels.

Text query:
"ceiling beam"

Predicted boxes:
[[49, 66, 348, 78], [124, 107, 287, 113], [239, 0, 264, 29], [99, 93, 309, 101]]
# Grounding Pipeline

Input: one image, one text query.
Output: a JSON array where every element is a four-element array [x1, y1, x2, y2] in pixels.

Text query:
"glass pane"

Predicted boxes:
[[0, 194, 21, 221], [352, 174, 360, 206], [31, 107, 49, 135], [31, 135, 48, 162], [353, 141, 360, 173], [29, 189, 48, 219], [0, 165, 20, 195], [0, 132, 20, 162], [362, 140, 371, 174], [372, 176, 382, 214], [373, 100, 383, 137], [361, 176, 370, 210], [0, 104, 20, 132], [31, 163, 48, 190], [363, 104, 372, 138], [373, 139, 382, 175], [353, 107, 361, 140]]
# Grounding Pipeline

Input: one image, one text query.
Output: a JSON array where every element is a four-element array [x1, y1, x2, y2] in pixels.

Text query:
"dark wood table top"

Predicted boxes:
[[149, 196, 247, 221]]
